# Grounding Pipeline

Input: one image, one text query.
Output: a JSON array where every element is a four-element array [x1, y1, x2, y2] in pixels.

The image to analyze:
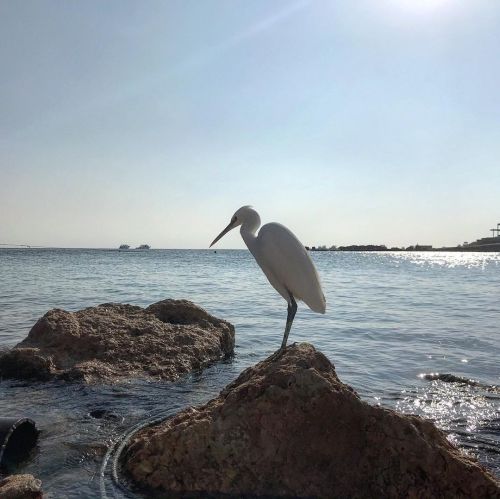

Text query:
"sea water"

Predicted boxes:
[[0, 249, 499, 497]]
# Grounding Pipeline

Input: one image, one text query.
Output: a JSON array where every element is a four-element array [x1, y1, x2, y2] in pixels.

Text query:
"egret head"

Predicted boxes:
[[210, 206, 259, 247]]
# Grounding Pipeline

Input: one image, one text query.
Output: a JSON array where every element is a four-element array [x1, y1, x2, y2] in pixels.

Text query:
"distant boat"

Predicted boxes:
[[136, 244, 151, 250], [119, 244, 130, 250]]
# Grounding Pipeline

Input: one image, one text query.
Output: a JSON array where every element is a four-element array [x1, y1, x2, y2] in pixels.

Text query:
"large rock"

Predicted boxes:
[[123, 343, 500, 499], [0, 300, 234, 383], [0, 474, 42, 499]]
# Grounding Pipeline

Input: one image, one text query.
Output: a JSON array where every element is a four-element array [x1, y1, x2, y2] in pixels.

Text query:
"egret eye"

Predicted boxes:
[[231, 216, 237, 224]]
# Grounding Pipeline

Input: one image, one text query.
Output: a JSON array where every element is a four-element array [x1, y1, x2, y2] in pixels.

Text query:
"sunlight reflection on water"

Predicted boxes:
[[0, 248, 499, 496], [389, 250, 500, 269]]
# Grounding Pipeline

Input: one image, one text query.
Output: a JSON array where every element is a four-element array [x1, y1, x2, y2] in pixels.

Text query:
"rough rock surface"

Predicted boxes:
[[124, 343, 500, 499], [0, 474, 42, 499], [0, 300, 234, 383]]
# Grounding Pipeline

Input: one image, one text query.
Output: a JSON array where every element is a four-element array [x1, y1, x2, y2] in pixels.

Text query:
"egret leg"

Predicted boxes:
[[279, 294, 297, 353]]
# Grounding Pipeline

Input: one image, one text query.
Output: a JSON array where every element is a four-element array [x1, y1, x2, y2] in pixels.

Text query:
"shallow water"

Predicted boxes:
[[0, 249, 499, 497]]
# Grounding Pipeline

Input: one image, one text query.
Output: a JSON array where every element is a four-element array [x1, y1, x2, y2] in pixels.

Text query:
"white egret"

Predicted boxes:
[[210, 206, 326, 354]]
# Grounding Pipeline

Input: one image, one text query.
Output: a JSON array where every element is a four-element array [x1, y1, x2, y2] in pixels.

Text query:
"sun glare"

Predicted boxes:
[[390, 0, 450, 14]]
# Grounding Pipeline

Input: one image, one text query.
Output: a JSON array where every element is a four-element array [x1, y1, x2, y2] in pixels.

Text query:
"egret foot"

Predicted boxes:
[[268, 348, 285, 362]]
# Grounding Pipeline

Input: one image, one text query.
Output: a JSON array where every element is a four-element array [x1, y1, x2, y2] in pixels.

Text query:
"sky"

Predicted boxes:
[[1, 0, 499, 249]]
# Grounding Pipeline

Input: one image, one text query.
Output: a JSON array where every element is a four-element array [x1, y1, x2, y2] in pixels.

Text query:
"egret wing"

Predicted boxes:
[[256, 223, 326, 313]]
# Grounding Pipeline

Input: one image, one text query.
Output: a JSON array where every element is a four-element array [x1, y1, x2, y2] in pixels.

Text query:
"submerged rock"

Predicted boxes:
[[0, 474, 42, 499], [123, 343, 500, 499], [0, 300, 234, 383]]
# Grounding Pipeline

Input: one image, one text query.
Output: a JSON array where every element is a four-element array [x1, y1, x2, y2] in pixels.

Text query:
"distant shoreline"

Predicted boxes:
[[1, 246, 499, 253], [311, 247, 500, 253]]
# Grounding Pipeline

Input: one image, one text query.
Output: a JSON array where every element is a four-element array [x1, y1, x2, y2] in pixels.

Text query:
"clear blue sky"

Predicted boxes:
[[1, 0, 499, 248]]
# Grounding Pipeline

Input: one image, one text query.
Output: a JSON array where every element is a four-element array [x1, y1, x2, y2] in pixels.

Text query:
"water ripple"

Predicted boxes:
[[0, 248, 499, 496]]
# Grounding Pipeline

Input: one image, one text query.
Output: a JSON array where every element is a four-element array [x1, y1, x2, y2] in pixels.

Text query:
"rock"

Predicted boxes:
[[0, 349, 55, 381], [0, 300, 234, 383], [123, 343, 500, 499], [0, 474, 42, 499]]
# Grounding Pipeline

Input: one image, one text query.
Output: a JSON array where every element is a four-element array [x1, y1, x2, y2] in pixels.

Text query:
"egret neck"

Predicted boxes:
[[239, 209, 261, 255]]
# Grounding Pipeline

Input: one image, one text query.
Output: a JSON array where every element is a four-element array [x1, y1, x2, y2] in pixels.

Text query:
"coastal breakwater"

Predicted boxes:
[[0, 302, 498, 498]]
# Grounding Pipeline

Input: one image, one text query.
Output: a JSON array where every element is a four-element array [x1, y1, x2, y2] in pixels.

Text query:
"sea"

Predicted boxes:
[[0, 248, 499, 498]]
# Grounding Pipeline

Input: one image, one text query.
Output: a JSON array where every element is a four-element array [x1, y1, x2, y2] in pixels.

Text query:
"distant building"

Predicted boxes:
[[440, 223, 500, 251], [459, 223, 500, 250], [468, 236, 500, 247]]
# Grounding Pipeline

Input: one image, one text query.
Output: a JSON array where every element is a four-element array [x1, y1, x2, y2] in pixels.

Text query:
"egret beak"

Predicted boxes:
[[210, 221, 237, 247]]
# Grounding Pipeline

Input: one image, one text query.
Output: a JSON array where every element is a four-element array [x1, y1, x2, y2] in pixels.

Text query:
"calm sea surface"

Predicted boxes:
[[0, 248, 499, 497]]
